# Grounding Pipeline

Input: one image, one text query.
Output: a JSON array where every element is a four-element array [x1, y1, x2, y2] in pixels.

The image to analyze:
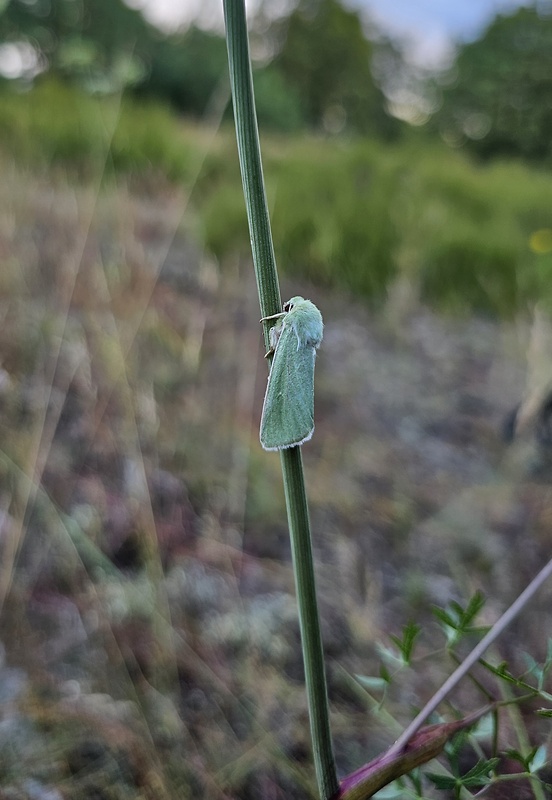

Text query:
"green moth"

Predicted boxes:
[[260, 296, 323, 451]]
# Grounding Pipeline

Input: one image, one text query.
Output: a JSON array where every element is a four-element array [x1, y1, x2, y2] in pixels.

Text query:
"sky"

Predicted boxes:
[[133, 0, 535, 68], [361, 0, 533, 67]]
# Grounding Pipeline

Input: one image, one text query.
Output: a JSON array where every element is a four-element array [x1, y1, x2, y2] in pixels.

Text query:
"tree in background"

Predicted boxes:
[[271, 0, 399, 138], [433, 5, 552, 161], [143, 27, 228, 117], [0, 0, 397, 136], [133, 0, 400, 137], [0, 0, 154, 90], [142, 25, 304, 132]]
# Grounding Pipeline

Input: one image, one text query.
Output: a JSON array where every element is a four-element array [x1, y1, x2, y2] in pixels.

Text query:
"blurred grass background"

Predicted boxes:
[[2, 79, 551, 317], [1, 1, 552, 798]]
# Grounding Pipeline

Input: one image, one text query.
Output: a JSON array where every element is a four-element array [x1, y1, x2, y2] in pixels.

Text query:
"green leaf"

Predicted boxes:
[[390, 622, 421, 665], [373, 783, 406, 798], [425, 772, 458, 790], [355, 674, 389, 692], [524, 653, 544, 687], [444, 728, 470, 761], [432, 607, 458, 629], [460, 757, 500, 785], [466, 711, 495, 741], [462, 591, 486, 623], [504, 748, 529, 770], [405, 769, 423, 795], [479, 659, 531, 688], [529, 744, 548, 773], [432, 592, 488, 646], [376, 642, 404, 669], [427, 758, 498, 792]]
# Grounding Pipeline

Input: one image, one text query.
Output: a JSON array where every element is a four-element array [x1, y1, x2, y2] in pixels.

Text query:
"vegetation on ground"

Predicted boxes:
[[1, 78, 551, 319]]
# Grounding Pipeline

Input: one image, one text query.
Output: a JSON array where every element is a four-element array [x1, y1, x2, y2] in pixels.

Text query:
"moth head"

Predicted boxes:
[[283, 296, 305, 313]]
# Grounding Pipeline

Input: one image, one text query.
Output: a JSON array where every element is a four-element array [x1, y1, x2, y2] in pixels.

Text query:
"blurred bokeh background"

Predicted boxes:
[[1, 1, 552, 797]]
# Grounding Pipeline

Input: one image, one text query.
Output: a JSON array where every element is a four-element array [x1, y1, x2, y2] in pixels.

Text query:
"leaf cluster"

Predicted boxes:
[[355, 593, 552, 798]]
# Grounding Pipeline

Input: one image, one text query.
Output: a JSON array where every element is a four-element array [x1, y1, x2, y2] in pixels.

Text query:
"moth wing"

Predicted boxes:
[[260, 324, 316, 451]]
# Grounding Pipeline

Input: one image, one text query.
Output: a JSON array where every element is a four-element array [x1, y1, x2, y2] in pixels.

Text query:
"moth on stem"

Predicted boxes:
[[260, 296, 323, 451]]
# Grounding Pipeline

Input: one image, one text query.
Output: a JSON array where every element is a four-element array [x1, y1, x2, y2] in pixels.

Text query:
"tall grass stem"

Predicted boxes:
[[223, 2, 339, 797], [223, 0, 280, 330]]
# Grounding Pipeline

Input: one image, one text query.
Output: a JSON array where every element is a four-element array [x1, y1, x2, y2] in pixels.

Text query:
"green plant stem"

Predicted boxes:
[[223, 0, 280, 331], [222, 2, 338, 798], [281, 447, 339, 799]]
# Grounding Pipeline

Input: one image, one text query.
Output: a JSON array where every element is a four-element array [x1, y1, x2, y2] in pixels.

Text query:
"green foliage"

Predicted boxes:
[[252, 66, 304, 132], [143, 24, 305, 132], [267, 140, 399, 300], [524, 641, 552, 693], [200, 133, 552, 316], [0, 0, 395, 136], [201, 183, 249, 259], [0, 0, 154, 85], [420, 222, 520, 316], [356, 593, 552, 798], [433, 592, 488, 647], [142, 27, 229, 118], [433, 6, 552, 161], [1, 80, 552, 317], [141, 27, 304, 132], [110, 96, 194, 179], [426, 757, 499, 793], [271, 0, 398, 138], [390, 621, 421, 666], [505, 744, 549, 773], [0, 79, 194, 178], [0, 78, 109, 164]]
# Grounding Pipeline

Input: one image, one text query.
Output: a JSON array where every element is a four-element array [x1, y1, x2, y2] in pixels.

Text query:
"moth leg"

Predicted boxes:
[[260, 311, 286, 323], [260, 306, 286, 358], [263, 318, 284, 358], [264, 334, 279, 358]]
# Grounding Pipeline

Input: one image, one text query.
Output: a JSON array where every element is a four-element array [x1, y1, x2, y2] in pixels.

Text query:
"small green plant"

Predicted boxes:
[[354, 590, 552, 797]]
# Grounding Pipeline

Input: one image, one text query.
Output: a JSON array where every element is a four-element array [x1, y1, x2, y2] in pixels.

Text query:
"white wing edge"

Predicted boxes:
[[260, 425, 315, 452]]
